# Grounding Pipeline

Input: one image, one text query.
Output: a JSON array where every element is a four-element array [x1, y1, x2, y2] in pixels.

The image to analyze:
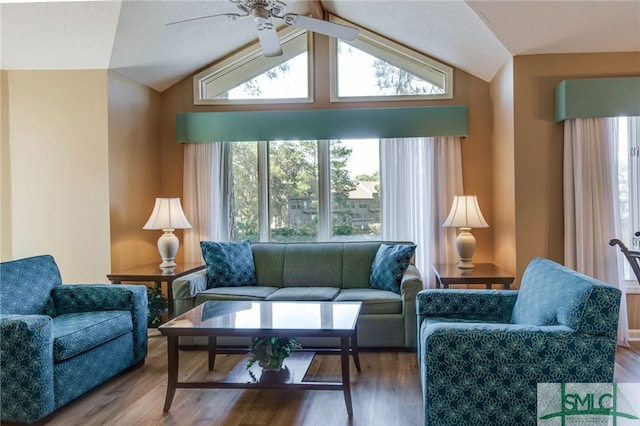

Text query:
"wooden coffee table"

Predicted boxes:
[[158, 300, 362, 416]]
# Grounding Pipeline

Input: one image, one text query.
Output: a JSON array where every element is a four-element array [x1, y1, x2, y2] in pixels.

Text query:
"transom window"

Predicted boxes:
[[330, 16, 453, 101], [194, 15, 453, 104], [194, 27, 312, 105]]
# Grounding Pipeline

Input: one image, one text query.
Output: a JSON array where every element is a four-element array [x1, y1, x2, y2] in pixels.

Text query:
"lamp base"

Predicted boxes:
[[455, 228, 477, 269], [157, 229, 179, 271], [457, 260, 475, 269]]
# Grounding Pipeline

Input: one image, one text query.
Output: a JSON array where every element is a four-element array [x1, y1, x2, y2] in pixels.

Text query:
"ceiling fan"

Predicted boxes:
[[167, 0, 359, 57]]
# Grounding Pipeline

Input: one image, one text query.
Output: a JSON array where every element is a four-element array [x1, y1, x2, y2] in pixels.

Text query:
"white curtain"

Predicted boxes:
[[381, 137, 463, 287], [182, 143, 229, 263], [564, 117, 629, 347]]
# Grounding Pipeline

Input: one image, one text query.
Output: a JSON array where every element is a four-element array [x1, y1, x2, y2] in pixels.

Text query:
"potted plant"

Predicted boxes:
[[147, 282, 168, 327], [246, 336, 301, 371]]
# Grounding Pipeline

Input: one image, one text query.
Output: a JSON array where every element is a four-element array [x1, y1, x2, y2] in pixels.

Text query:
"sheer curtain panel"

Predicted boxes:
[[564, 117, 629, 346], [182, 143, 230, 264], [381, 137, 463, 287]]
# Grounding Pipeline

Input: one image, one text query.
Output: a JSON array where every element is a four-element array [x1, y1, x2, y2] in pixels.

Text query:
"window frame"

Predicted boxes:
[[329, 16, 454, 102], [619, 116, 640, 292], [193, 27, 314, 105], [230, 139, 381, 243]]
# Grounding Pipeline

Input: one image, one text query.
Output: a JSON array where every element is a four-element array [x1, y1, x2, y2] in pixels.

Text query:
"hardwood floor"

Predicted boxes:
[[33, 332, 639, 426]]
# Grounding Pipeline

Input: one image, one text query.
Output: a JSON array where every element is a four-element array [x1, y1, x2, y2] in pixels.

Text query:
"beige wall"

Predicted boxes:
[[490, 59, 516, 276], [107, 71, 162, 271], [1, 71, 10, 259], [1, 70, 111, 282], [486, 53, 640, 291], [509, 52, 640, 328], [628, 293, 640, 332], [159, 33, 495, 262]]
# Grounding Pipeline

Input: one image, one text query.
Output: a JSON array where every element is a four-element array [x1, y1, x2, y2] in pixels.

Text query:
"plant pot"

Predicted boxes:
[[147, 308, 167, 328], [259, 358, 284, 372]]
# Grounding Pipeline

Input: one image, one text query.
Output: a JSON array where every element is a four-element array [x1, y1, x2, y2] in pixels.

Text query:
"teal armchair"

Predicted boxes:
[[416, 258, 621, 425], [0, 255, 148, 424]]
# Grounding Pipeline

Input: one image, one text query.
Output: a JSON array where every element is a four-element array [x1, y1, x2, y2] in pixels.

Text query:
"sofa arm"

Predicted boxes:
[[52, 285, 148, 363], [172, 269, 208, 317], [0, 314, 55, 424], [400, 264, 423, 348], [417, 289, 519, 324]]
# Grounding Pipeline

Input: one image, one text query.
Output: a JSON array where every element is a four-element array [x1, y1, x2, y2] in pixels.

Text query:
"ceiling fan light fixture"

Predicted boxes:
[[168, 0, 359, 57], [251, 7, 270, 21]]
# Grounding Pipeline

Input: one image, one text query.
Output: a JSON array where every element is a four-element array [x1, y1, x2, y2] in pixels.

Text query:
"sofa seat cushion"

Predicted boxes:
[[334, 289, 402, 314], [195, 286, 279, 305], [52, 311, 132, 362], [265, 287, 340, 301]]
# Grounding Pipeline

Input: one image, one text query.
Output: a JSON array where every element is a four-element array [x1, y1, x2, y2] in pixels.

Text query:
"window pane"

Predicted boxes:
[[230, 142, 259, 242], [331, 139, 380, 241], [269, 140, 319, 242], [337, 42, 444, 97], [219, 52, 308, 100], [617, 116, 640, 281], [195, 29, 311, 104]]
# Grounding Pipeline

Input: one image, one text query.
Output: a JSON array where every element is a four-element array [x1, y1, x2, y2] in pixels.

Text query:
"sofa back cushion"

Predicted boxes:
[[250, 242, 410, 289], [0, 254, 60, 316], [341, 242, 384, 289], [511, 258, 621, 337], [282, 243, 344, 288], [252, 243, 287, 287]]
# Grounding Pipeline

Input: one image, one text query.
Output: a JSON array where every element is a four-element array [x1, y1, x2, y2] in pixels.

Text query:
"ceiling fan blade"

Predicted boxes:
[[282, 14, 359, 41], [256, 19, 283, 57], [166, 13, 246, 26]]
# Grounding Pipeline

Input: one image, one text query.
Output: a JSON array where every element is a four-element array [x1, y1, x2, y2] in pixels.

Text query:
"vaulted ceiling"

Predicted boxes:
[[1, 1, 639, 92]]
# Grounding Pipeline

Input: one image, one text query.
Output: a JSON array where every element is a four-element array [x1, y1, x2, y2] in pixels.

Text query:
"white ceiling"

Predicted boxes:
[[1, 0, 639, 92]]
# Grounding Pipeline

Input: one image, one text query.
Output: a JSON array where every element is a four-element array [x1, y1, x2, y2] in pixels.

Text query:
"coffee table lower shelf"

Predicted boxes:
[[164, 350, 356, 415]]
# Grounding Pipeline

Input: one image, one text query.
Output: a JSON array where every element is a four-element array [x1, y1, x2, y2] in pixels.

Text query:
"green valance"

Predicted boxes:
[[176, 106, 468, 142], [555, 77, 640, 122]]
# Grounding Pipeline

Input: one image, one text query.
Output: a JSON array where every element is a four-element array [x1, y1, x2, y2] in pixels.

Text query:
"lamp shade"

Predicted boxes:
[[442, 195, 489, 229], [143, 198, 192, 230]]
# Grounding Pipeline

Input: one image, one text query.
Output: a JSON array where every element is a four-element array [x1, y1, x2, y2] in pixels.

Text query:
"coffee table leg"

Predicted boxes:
[[351, 329, 361, 372], [163, 336, 178, 412], [208, 336, 216, 371], [340, 336, 354, 417]]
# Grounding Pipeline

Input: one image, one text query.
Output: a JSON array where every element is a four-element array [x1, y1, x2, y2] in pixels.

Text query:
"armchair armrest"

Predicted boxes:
[[417, 289, 519, 324], [0, 314, 55, 424], [52, 285, 147, 363], [172, 269, 208, 316], [422, 322, 615, 377]]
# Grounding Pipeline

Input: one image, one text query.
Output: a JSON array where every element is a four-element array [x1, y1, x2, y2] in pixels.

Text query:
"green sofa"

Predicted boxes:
[[0, 255, 148, 424], [416, 257, 622, 425], [173, 241, 423, 348]]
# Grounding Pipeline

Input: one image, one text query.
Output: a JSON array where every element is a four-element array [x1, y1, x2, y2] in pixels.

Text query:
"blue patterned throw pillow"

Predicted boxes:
[[200, 241, 257, 288], [369, 244, 416, 294]]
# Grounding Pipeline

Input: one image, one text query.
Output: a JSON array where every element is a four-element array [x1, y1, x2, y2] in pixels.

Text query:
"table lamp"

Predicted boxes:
[[143, 198, 192, 271], [442, 195, 489, 269]]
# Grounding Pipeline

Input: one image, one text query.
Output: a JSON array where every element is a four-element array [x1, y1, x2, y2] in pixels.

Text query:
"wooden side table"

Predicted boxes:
[[432, 263, 514, 289], [107, 263, 205, 319]]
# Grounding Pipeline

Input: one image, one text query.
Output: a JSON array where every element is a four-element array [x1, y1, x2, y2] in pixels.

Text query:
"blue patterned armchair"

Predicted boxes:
[[416, 257, 621, 425], [0, 255, 148, 424]]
